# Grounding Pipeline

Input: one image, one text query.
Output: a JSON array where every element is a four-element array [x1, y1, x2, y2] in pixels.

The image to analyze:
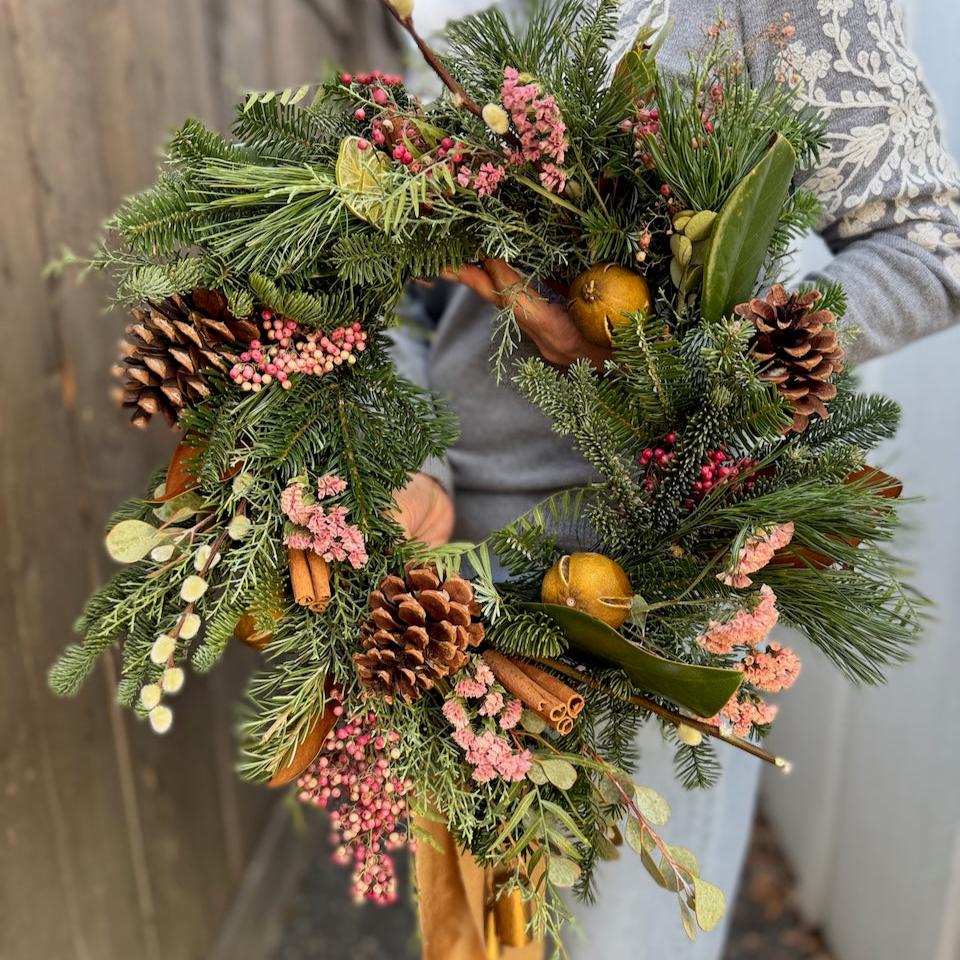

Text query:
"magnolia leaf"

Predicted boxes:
[[692, 877, 727, 932], [524, 603, 742, 717], [527, 762, 549, 785], [633, 785, 671, 827], [540, 758, 578, 791], [547, 856, 581, 888], [702, 133, 797, 322], [105, 519, 164, 564]]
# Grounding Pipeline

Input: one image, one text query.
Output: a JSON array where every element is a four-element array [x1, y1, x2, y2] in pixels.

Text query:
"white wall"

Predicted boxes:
[[762, 4, 960, 959]]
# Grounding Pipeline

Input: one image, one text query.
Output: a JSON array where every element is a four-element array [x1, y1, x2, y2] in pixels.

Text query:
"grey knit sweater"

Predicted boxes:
[[391, 0, 960, 542]]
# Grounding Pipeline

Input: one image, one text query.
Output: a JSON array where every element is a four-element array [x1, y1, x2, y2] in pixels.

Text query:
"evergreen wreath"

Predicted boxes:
[[49, 1, 924, 952]]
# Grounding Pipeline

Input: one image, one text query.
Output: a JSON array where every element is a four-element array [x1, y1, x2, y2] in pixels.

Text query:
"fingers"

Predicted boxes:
[[440, 264, 500, 304]]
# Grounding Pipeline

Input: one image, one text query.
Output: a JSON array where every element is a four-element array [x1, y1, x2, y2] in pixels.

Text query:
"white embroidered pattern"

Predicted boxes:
[[776, 0, 960, 279]]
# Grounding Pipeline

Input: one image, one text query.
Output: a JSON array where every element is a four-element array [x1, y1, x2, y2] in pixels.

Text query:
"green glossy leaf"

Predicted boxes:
[[702, 134, 798, 322], [523, 603, 742, 717], [693, 877, 727, 932]]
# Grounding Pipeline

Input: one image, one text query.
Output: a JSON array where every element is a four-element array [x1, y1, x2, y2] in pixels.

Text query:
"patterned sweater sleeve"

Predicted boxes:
[[741, 0, 960, 362]]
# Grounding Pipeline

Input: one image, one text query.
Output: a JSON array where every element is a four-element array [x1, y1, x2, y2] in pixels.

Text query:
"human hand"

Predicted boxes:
[[441, 258, 611, 368], [392, 472, 455, 548]]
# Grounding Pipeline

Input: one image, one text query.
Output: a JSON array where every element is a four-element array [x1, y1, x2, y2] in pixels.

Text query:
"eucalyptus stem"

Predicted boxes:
[[533, 656, 791, 772]]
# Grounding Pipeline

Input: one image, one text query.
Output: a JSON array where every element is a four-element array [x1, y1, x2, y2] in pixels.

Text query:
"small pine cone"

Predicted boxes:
[[354, 563, 485, 704], [114, 289, 259, 429], [736, 284, 845, 433]]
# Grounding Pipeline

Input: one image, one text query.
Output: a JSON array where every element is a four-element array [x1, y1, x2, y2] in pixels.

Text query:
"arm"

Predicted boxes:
[[742, 0, 960, 362]]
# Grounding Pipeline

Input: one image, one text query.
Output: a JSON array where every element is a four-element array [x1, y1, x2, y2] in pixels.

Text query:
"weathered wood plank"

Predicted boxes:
[[0, 1, 397, 958]]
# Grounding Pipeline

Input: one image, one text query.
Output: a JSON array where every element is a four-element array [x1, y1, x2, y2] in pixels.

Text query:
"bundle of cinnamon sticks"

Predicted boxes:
[[482, 650, 584, 735], [288, 548, 332, 612]]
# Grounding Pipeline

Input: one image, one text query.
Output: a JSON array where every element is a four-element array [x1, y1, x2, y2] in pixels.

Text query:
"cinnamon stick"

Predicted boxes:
[[515, 661, 585, 717], [482, 650, 566, 725], [288, 548, 315, 607], [306, 553, 331, 612]]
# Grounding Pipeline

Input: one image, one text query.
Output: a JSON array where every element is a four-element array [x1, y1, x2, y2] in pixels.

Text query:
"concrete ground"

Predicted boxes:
[[265, 810, 834, 960]]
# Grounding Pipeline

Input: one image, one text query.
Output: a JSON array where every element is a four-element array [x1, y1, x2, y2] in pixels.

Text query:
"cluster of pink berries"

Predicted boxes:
[[297, 705, 412, 906], [340, 70, 404, 89], [228, 310, 367, 393]]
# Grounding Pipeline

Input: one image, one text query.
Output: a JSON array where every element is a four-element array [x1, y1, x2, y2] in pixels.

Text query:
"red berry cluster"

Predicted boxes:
[[638, 431, 678, 492], [683, 447, 759, 510], [638, 434, 760, 509]]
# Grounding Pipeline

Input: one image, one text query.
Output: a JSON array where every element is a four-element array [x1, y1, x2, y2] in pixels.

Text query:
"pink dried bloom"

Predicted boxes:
[[455, 677, 488, 699], [280, 480, 315, 526], [497, 66, 569, 192], [741, 642, 801, 693], [474, 661, 495, 687], [443, 697, 469, 731], [317, 475, 348, 499], [719, 522, 795, 588], [285, 531, 314, 551], [706, 694, 778, 737], [499, 698, 523, 730], [699, 585, 779, 654], [479, 690, 505, 717], [473, 161, 506, 197]]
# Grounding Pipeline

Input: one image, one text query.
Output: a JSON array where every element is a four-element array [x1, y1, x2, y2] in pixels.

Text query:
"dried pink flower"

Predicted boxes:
[[719, 522, 795, 588], [317, 475, 348, 499], [698, 585, 780, 654], [741, 642, 801, 693], [706, 694, 779, 737]]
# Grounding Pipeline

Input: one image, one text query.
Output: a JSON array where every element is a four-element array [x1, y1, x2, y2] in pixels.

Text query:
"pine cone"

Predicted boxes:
[[354, 564, 485, 703], [112, 289, 259, 429], [736, 284, 845, 433]]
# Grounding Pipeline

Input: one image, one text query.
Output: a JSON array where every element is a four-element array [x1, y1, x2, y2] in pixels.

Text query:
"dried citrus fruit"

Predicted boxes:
[[335, 135, 390, 227], [568, 263, 651, 346], [541, 552, 633, 628]]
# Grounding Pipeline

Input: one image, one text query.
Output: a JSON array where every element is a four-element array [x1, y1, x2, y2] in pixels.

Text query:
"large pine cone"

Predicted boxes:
[[112, 289, 258, 428], [736, 284, 845, 434], [354, 564, 485, 704]]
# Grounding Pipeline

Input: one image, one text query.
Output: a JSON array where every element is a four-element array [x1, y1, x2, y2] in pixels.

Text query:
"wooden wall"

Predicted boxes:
[[0, 3, 396, 958]]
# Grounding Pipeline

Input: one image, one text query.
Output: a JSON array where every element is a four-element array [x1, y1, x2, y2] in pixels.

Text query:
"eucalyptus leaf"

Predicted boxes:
[[520, 709, 547, 734], [527, 762, 548, 786], [666, 845, 700, 880], [540, 758, 578, 790], [678, 897, 698, 941], [546, 856, 581, 888], [633, 785, 671, 827], [701, 133, 798, 322], [523, 603, 742, 717], [624, 814, 645, 856], [692, 877, 726, 932], [105, 519, 164, 564]]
